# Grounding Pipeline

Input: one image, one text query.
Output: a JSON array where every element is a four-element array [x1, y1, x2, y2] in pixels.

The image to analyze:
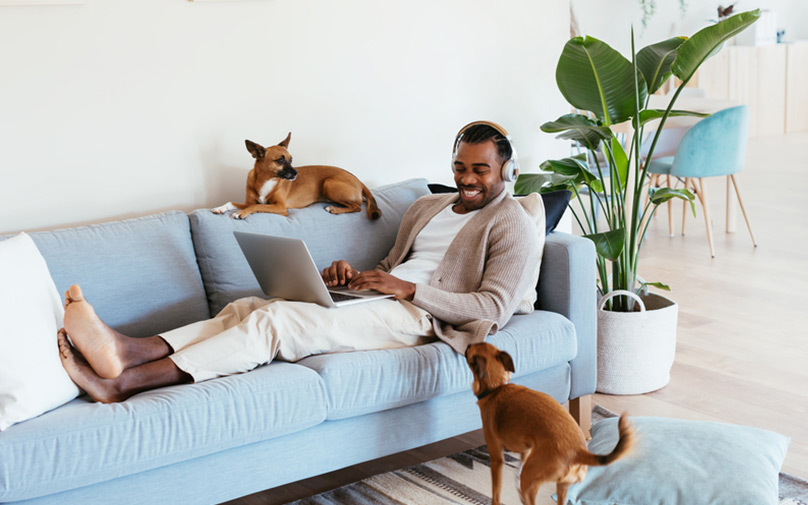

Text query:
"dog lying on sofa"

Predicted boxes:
[[213, 133, 381, 220]]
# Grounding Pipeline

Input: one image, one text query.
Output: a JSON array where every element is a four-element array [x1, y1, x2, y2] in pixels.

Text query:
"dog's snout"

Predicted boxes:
[[280, 166, 298, 180]]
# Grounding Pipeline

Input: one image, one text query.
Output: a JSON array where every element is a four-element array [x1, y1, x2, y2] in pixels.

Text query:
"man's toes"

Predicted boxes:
[[57, 329, 72, 359], [67, 284, 85, 303]]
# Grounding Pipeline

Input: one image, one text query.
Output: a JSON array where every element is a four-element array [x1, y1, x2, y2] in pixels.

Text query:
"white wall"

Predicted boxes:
[[572, 0, 808, 56], [0, 0, 571, 234]]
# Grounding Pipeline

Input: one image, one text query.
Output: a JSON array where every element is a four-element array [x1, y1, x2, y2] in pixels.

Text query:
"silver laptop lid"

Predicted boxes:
[[234, 231, 337, 308]]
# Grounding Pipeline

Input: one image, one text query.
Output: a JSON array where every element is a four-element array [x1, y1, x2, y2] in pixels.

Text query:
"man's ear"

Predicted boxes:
[[278, 132, 291, 148], [470, 355, 487, 380], [245, 140, 265, 160], [498, 351, 515, 373]]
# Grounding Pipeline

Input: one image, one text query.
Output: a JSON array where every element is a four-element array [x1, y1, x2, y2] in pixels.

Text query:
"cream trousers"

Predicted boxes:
[[161, 296, 436, 383]]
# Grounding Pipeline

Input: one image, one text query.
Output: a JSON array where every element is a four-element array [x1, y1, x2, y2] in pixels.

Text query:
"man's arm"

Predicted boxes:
[[322, 260, 416, 300]]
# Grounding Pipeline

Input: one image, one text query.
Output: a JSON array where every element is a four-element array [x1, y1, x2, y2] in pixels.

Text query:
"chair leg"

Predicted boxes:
[[725, 176, 736, 233], [696, 178, 716, 258], [730, 174, 757, 247]]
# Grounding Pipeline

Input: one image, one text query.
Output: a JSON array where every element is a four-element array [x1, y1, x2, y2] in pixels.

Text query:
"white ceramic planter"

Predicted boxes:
[[596, 290, 678, 395]]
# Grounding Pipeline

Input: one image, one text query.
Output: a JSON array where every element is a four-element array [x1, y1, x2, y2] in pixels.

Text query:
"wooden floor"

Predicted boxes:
[[594, 131, 808, 480], [224, 132, 808, 504]]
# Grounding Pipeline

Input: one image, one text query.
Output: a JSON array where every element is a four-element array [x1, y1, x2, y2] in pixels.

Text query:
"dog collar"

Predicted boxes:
[[475, 385, 503, 400]]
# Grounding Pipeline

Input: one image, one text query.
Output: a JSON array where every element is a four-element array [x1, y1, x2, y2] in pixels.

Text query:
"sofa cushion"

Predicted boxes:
[[565, 416, 790, 505], [0, 362, 327, 503], [7, 211, 210, 338], [0, 234, 79, 431], [298, 310, 576, 420], [190, 178, 431, 315]]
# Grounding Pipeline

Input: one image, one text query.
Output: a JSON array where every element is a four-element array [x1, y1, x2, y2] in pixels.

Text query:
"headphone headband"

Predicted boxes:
[[455, 120, 512, 142], [452, 120, 519, 182]]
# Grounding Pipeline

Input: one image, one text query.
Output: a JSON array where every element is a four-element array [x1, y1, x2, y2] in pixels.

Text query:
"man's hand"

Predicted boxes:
[[322, 260, 359, 287], [348, 270, 416, 301]]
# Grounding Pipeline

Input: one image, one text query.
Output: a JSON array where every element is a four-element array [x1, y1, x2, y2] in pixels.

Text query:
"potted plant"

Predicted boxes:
[[515, 9, 760, 394]]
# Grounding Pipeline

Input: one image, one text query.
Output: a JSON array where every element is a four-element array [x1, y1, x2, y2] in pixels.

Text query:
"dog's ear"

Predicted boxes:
[[469, 355, 487, 380], [497, 351, 515, 373], [278, 132, 291, 148], [245, 140, 266, 160]]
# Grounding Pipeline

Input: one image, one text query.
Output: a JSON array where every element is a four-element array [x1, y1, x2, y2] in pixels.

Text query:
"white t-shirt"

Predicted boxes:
[[389, 204, 478, 285]]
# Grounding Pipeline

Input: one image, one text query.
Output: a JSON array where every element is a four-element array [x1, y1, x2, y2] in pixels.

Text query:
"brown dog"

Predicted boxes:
[[465, 343, 635, 505], [213, 133, 381, 220]]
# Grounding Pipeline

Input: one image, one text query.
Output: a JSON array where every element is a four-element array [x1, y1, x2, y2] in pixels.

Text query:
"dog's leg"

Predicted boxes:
[[212, 202, 248, 214], [324, 203, 362, 215], [322, 178, 363, 215], [232, 204, 288, 219], [485, 436, 506, 505], [555, 483, 570, 505], [518, 453, 556, 505]]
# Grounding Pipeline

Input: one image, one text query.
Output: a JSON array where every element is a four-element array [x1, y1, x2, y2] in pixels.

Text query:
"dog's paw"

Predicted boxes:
[[231, 211, 247, 220], [213, 202, 236, 214], [324, 206, 338, 214]]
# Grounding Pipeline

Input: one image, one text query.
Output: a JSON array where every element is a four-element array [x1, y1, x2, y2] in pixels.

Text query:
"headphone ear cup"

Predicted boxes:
[[501, 159, 518, 182]]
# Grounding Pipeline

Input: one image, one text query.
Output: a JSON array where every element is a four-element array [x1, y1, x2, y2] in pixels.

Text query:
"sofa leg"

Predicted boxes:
[[569, 395, 592, 439]]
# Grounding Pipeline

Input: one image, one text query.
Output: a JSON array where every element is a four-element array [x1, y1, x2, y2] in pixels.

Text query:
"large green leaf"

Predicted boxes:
[[584, 229, 625, 262], [649, 187, 697, 216], [638, 109, 710, 126], [540, 155, 604, 194], [556, 36, 648, 125], [541, 114, 613, 151], [609, 136, 629, 189], [637, 37, 687, 94], [672, 10, 760, 83], [640, 280, 671, 292], [514, 172, 576, 195]]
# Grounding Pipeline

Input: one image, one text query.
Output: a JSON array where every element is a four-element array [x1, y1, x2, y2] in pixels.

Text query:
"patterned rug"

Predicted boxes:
[[289, 405, 808, 505]]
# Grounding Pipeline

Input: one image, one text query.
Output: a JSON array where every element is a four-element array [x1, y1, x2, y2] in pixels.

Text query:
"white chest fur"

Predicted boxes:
[[257, 179, 278, 204]]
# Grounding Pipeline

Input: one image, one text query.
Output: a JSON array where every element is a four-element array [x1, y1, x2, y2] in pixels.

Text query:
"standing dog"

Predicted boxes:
[[465, 343, 635, 505], [213, 133, 381, 220]]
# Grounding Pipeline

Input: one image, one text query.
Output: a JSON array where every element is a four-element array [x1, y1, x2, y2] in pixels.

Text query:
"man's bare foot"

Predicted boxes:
[[57, 329, 125, 403], [63, 284, 125, 379]]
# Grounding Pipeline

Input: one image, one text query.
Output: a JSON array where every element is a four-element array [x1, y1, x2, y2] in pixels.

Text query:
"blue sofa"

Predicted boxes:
[[0, 178, 596, 505]]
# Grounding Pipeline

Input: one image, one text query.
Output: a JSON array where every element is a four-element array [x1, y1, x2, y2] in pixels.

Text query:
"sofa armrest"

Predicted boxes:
[[537, 232, 597, 400]]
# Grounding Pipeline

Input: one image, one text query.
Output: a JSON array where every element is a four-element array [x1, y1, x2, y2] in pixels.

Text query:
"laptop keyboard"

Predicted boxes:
[[330, 292, 362, 302]]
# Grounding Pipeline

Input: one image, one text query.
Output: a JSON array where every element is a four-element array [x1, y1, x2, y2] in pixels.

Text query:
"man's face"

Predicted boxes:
[[452, 139, 506, 214]]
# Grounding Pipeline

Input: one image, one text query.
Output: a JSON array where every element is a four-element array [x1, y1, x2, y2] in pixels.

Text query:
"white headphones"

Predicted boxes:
[[452, 120, 520, 182]]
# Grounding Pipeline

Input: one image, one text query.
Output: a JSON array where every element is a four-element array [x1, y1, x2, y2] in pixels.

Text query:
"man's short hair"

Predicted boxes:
[[456, 124, 513, 165]]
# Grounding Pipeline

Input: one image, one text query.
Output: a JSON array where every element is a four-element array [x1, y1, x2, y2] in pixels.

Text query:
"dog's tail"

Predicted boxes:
[[362, 184, 382, 220], [575, 413, 635, 467]]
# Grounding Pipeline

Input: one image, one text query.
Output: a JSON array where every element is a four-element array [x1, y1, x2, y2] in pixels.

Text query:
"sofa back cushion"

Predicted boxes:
[[190, 178, 431, 315], [5, 211, 210, 338]]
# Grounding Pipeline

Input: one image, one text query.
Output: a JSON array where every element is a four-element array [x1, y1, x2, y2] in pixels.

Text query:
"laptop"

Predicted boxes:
[[233, 231, 394, 308]]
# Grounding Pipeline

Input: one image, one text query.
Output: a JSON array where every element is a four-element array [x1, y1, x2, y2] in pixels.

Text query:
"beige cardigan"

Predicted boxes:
[[377, 190, 541, 353]]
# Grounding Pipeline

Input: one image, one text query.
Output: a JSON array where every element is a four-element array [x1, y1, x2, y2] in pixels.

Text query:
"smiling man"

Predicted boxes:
[[57, 121, 541, 403]]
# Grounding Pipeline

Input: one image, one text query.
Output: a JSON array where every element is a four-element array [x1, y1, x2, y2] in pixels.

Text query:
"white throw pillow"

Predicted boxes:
[[515, 193, 546, 314], [0, 233, 79, 431]]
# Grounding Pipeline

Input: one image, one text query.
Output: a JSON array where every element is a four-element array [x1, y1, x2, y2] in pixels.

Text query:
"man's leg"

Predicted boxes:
[[62, 285, 172, 378], [59, 287, 274, 402], [58, 330, 191, 403], [167, 298, 436, 382]]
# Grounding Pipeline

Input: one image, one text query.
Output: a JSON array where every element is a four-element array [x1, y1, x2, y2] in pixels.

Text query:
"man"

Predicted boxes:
[[57, 121, 541, 403]]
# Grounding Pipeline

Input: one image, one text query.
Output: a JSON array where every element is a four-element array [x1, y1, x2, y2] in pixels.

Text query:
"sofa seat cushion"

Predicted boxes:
[[190, 178, 432, 315], [0, 362, 327, 503], [13, 211, 210, 338], [298, 310, 576, 420]]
